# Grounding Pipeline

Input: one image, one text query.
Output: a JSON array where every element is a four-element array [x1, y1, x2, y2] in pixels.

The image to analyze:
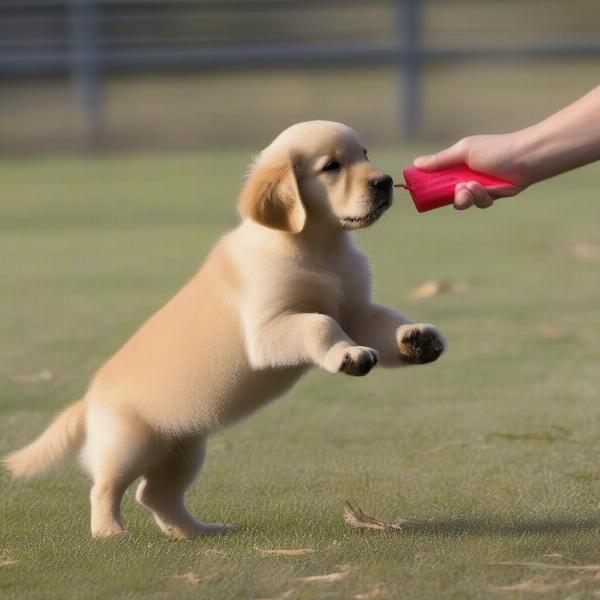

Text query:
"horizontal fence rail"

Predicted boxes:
[[2, 0, 600, 144]]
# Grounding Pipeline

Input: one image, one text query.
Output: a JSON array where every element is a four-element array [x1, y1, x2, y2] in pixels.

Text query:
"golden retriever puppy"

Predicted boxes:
[[4, 121, 445, 538]]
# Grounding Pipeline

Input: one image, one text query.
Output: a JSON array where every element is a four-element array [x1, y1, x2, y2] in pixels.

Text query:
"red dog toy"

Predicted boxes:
[[396, 165, 516, 212]]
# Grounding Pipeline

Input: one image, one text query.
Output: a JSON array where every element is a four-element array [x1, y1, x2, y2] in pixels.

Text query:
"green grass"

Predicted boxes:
[[1, 148, 600, 599]]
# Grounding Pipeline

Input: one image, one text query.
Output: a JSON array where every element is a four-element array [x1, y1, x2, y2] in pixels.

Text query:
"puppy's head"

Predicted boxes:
[[239, 121, 393, 233]]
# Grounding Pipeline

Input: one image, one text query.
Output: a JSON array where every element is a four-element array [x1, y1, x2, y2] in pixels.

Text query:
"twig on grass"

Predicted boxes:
[[0, 559, 19, 567], [297, 565, 355, 584], [171, 572, 216, 585], [421, 440, 473, 455], [353, 583, 386, 598], [202, 549, 227, 556], [489, 561, 600, 572], [486, 424, 580, 443], [492, 578, 582, 593], [256, 548, 314, 556]]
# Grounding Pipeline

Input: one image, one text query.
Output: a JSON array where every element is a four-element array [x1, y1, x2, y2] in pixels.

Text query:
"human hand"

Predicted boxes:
[[414, 133, 528, 210]]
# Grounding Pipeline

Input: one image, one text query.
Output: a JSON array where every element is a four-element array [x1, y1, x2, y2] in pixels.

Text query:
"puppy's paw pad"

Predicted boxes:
[[340, 346, 379, 376], [397, 324, 445, 364]]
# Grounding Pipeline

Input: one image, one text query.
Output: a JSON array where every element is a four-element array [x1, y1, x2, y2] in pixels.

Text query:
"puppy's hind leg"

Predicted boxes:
[[85, 404, 154, 538], [135, 436, 231, 539]]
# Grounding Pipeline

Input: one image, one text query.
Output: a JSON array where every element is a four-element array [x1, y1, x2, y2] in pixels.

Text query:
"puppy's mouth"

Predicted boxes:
[[340, 196, 392, 230]]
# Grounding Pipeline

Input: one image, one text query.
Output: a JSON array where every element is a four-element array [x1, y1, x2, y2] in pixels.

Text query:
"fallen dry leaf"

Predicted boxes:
[[491, 561, 600, 572], [172, 572, 202, 585], [343, 502, 407, 531], [493, 578, 581, 593], [0, 559, 19, 567], [354, 583, 386, 599], [14, 370, 54, 384], [254, 588, 296, 600], [409, 280, 468, 301], [297, 566, 354, 584], [537, 324, 567, 339], [256, 548, 314, 556], [570, 242, 600, 260], [171, 572, 214, 585]]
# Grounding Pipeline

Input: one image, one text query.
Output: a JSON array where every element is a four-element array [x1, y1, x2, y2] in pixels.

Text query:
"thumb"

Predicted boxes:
[[414, 141, 467, 171]]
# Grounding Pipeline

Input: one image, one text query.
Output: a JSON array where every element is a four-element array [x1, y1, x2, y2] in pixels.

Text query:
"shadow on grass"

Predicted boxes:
[[389, 515, 600, 537], [344, 503, 600, 537]]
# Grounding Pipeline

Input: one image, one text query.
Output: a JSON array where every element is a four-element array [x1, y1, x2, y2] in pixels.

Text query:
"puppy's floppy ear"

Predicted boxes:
[[238, 160, 306, 234]]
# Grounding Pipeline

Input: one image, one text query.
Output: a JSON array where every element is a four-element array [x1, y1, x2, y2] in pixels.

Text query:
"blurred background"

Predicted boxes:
[[2, 4, 600, 597], [2, 0, 600, 154]]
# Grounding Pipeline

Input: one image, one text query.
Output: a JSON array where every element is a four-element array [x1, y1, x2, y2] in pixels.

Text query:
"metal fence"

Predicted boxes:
[[2, 0, 600, 147]]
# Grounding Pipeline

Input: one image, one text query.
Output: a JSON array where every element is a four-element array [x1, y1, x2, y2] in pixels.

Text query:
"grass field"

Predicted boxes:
[[1, 147, 600, 599]]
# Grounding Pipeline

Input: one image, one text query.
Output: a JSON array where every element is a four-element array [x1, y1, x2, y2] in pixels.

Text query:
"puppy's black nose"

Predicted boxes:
[[370, 175, 393, 194]]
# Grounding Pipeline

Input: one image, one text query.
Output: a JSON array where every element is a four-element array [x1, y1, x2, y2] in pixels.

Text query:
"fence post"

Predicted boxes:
[[69, 0, 103, 149], [398, 0, 423, 138]]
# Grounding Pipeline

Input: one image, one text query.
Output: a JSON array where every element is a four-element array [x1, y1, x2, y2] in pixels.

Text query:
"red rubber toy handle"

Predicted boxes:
[[399, 165, 516, 212]]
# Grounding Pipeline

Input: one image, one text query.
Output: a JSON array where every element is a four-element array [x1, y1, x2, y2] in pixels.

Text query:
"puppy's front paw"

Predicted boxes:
[[339, 346, 379, 376], [397, 324, 445, 365], [323, 342, 378, 376]]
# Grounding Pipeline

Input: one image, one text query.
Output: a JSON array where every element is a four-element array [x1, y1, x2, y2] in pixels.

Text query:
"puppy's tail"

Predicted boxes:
[[3, 399, 86, 478]]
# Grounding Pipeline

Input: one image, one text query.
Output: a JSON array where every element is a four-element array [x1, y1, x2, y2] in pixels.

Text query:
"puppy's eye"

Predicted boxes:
[[322, 160, 341, 173]]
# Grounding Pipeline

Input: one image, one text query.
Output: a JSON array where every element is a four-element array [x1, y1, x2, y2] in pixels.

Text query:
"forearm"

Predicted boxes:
[[512, 85, 600, 184], [345, 304, 412, 367], [246, 312, 355, 371], [246, 312, 379, 376], [345, 303, 446, 367], [415, 86, 600, 209]]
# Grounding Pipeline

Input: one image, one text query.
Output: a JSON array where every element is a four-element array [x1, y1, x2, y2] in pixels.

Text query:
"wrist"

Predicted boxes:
[[507, 126, 549, 186]]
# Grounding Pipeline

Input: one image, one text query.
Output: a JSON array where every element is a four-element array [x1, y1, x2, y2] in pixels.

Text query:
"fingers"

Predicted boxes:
[[414, 140, 466, 171], [488, 183, 523, 197], [454, 183, 473, 210], [466, 181, 494, 208], [454, 182, 494, 210]]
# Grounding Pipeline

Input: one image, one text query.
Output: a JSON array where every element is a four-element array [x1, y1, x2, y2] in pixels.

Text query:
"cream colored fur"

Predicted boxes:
[[3, 121, 446, 538]]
